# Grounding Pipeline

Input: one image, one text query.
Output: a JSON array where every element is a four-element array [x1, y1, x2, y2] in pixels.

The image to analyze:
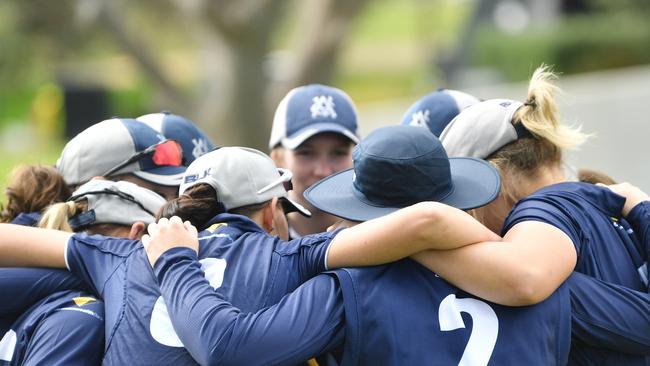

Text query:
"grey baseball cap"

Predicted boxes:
[[67, 179, 167, 229], [180, 147, 310, 216], [56, 118, 186, 187], [440, 99, 527, 159]]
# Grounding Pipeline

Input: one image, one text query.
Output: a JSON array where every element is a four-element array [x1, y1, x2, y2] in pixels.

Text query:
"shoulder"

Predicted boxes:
[[275, 229, 341, 256], [69, 233, 141, 258]]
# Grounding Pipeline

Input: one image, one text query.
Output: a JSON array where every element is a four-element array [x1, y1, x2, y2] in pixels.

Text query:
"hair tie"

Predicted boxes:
[[65, 201, 78, 216], [523, 100, 536, 108]]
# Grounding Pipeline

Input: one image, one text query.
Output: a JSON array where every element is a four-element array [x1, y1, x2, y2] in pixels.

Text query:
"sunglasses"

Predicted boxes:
[[102, 140, 183, 178], [257, 168, 294, 194]]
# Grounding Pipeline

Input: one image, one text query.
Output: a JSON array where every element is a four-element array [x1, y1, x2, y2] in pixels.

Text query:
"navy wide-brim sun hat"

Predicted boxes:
[[304, 125, 500, 222]]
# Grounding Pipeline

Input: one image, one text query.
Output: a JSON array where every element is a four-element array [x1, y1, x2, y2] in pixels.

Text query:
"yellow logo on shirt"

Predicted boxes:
[[72, 297, 97, 307], [206, 223, 227, 233]]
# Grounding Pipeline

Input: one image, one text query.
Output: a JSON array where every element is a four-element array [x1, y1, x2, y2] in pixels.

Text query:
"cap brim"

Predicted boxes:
[[305, 158, 500, 222], [132, 166, 186, 187], [280, 197, 311, 217], [282, 123, 359, 150]]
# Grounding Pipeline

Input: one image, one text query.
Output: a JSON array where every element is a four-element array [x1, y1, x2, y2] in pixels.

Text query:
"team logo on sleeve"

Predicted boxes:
[[72, 296, 97, 307], [205, 222, 228, 233], [150, 258, 227, 347]]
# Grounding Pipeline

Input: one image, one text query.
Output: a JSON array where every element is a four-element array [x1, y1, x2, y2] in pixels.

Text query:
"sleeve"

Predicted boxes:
[[0, 268, 87, 315], [279, 229, 344, 282], [154, 248, 345, 366], [65, 233, 139, 296], [627, 202, 650, 260], [503, 198, 582, 253], [569, 271, 650, 355]]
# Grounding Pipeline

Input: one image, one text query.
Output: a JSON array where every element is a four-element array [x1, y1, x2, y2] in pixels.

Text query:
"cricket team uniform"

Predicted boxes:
[[0, 290, 104, 366], [64, 213, 337, 365], [504, 182, 650, 365]]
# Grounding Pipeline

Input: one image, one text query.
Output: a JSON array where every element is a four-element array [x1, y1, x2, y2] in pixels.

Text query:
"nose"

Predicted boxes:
[[314, 159, 336, 179]]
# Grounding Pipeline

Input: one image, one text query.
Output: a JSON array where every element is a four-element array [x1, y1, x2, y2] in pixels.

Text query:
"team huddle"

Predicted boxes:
[[0, 65, 649, 365]]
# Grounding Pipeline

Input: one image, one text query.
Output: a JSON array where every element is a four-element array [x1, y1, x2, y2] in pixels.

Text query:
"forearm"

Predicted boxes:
[[0, 268, 86, 315], [327, 202, 499, 268], [627, 201, 650, 261], [154, 249, 344, 366], [0, 224, 69, 268], [412, 244, 546, 306], [412, 222, 576, 306]]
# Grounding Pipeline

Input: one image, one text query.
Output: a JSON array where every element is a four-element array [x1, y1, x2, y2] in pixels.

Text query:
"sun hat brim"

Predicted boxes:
[[304, 157, 500, 222]]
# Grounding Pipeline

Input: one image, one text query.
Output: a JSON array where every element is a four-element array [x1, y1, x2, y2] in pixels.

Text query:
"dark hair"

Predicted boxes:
[[156, 184, 224, 230], [578, 169, 617, 185], [1, 165, 71, 223]]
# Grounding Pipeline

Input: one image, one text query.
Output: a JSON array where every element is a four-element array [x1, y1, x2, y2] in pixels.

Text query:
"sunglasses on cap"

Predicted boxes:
[[102, 139, 183, 178], [257, 168, 294, 194]]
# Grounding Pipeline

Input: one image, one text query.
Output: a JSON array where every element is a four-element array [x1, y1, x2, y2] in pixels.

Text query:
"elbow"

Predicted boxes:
[[505, 269, 556, 306], [411, 202, 445, 240]]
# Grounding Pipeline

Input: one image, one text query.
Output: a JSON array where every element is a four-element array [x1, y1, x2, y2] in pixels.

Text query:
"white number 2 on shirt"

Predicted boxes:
[[438, 294, 499, 366], [150, 258, 227, 347]]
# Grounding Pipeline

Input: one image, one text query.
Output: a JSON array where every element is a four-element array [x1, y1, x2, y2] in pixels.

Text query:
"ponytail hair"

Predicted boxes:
[[156, 183, 223, 230], [512, 65, 588, 150], [486, 65, 590, 202], [39, 200, 87, 232]]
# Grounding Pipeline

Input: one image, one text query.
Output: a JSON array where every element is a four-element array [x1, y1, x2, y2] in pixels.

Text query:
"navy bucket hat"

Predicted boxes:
[[304, 125, 500, 222]]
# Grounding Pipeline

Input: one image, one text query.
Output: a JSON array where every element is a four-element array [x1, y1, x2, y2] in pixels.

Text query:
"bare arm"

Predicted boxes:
[[0, 224, 70, 268], [412, 221, 577, 306], [326, 201, 500, 268]]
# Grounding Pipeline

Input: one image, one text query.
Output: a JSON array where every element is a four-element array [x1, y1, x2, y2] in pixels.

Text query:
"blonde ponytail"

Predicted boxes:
[[513, 65, 588, 150], [39, 200, 87, 232]]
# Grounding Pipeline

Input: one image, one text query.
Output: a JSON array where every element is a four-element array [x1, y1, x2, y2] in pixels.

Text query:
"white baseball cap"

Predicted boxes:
[[180, 147, 310, 216], [67, 179, 167, 229]]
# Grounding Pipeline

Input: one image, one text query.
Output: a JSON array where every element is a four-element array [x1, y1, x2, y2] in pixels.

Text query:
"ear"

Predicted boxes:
[[269, 148, 286, 168], [128, 221, 147, 240], [261, 198, 280, 234]]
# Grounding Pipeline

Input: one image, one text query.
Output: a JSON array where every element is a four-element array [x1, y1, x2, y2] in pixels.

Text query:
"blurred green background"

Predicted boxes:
[[2, 0, 650, 203]]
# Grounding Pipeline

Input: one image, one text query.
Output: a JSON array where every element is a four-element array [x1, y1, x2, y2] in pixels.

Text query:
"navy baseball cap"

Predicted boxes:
[[304, 125, 500, 222], [400, 89, 480, 137], [137, 112, 216, 165], [269, 84, 360, 150], [56, 118, 187, 187]]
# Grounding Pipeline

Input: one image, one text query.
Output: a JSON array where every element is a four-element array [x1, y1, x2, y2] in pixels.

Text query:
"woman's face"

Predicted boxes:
[[281, 133, 354, 208], [470, 191, 514, 235]]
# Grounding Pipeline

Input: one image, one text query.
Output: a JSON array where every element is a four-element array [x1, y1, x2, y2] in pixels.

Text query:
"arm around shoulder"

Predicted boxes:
[[326, 202, 500, 269], [413, 221, 577, 306], [0, 224, 70, 268]]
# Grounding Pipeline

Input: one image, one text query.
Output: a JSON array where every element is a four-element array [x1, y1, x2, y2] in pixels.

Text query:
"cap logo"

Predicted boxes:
[[184, 167, 212, 184], [310, 95, 337, 119], [499, 101, 512, 108], [408, 109, 430, 128], [192, 138, 210, 159]]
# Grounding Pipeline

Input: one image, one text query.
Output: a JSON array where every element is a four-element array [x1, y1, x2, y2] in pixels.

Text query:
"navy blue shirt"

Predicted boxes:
[[154, 250, 572, 365], [64, 213, 337, 365], [2, 214, 103, 366], [0, 290, 104, 366], [504, 182, 650, 364]]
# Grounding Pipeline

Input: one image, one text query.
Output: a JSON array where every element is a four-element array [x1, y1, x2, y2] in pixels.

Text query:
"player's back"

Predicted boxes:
[[66, 213, 334, 365], [332, 259, 571, 365]]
